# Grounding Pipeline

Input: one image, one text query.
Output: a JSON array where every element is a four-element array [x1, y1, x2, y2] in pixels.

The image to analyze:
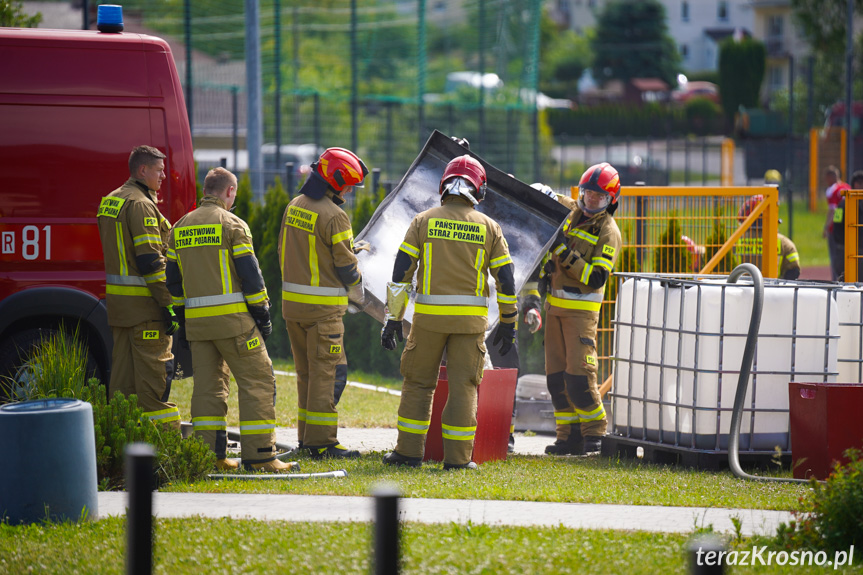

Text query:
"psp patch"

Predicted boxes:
[[585, 355, 597, 366], [602, 244, 616, 257], [329, 344, 342, 354], [144, 217, 158, 227], [247, 337, 261, 350], [143, 330, 160, 340]]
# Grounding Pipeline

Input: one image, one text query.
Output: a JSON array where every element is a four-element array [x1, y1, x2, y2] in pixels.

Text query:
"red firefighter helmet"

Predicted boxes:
[[738, 194, 764, 223], [439, 155, 488, 203], [315, 147, 368, 192], [577, 162, 621, 213]]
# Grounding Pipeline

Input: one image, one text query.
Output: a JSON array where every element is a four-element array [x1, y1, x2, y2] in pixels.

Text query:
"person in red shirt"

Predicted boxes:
[[823, 166, 850, 281]]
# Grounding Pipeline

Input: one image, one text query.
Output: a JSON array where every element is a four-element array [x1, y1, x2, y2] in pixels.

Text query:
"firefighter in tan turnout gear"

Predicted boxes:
[[166, 167, 295, 472], [381, 155, 518, 470], [279, 148, 368, 459], [542, 162, 622, 456], [96, 145, 180, 428]]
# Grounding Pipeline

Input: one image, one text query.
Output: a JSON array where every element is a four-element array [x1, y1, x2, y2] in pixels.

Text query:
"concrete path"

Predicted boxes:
[[96, 491, 793, 537], [100, 428, 794, 537]]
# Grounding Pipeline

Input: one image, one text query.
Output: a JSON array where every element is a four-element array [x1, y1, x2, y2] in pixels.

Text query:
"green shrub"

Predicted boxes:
[[652, 215, 692, 273], [774, 448, 863, 557], [684, 97, 723, 136], [702, 208, 738, 274], [13, 330, 215, 489]]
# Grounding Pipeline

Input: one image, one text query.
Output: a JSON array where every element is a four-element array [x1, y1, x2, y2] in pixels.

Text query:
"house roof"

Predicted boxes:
[[631, 78, 669, 92]]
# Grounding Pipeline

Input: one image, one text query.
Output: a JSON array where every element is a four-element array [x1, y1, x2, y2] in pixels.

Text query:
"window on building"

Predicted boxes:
[[682, 0, 689, 21], [718, 1, 728, 21], [681, 44, 689, 60], [769, 66, 784, 88], [588, 0, 596, 8], [768, 15, 784, 37]]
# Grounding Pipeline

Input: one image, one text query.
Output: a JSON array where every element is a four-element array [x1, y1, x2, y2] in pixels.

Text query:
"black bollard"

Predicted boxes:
[[688, 533, 726, 574], [126, 443, 155, 575], [372, 484, 401, 575]]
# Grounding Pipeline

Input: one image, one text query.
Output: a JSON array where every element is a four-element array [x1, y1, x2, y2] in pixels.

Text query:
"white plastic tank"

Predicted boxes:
[[613, 276, 839, 451], [836, 285, 863, 383]]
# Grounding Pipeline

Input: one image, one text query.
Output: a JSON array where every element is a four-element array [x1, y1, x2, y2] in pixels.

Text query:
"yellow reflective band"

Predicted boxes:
[[98, 196, 126, 218], [422, 243, 432, 294], [592, 257, 613, 271], [174, 224, 223, 249], [305, 411, 338, 425], [144, 406, 180, 423], [397, 417, 430, 434], [282, 291, 348, 306], [602, 244, 616, 257], [115, 221, 128, 276], [133, 233, 162, 247], [497, 293, 517, 304], [144, 217, 158, 227], [171, 296, 185, 306], [573, 229, 599, 244], [441, 423, 476, 440], [787, 252, 799, 262], [309, 235, 319, 287], [427, 218, 487, 244], [399, 242, 420, 258], [144, 270, 166, 283], [527, 289, 541, 298], [576, 405, 606, 421], [297, 408, 307, 422], [546, 295, 601, 312], [331, 229, 353, 245], [329, 344, 342, 354], [474, 249, 485, 297], [554, 411, 580, 424], [192, 416, 227, 430], [232, 243, 254, 257], [247, 337, 261, 350], [240, 420, 276, 435], [414, 304, 488, 316], [106, 284, 152, 297], [490, 254, 513, 268], [580, 263, 593, 284], [552, 244, 567, 256], [563, 218, 571, 234], [244, 290, 268, 305], [166, 248, 177, 261], [142, 330, 159, 340], [286, 205, 318, 233], [185, 302, 249, 319]]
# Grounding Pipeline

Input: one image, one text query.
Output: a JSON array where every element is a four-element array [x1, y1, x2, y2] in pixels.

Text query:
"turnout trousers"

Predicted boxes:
[[109, 320, 179, 428], [285, 317, 347, 448], [544, 312, 607, 439], [190, 326, 277, 464], [395, 325, 486, 466]]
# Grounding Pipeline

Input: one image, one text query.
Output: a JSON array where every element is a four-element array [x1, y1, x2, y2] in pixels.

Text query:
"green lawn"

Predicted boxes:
[[780, 199, 832, 268], [4, 518, 860, 575]]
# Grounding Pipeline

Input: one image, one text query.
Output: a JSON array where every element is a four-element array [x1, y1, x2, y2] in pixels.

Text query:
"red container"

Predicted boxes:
[[789, 382, 863, 480], [423, 366, 518, 464]]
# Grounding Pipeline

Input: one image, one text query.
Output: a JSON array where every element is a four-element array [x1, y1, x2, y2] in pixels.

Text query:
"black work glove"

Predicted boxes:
[[492, 322, 517, 356], [249, 305, 273, 341], [174, 306, 188, 349], [162, 305, 179, 336], [381, 319, 404, 351]]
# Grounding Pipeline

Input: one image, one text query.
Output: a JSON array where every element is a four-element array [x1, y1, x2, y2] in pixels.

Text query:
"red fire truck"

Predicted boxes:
[[0, 27, 196, 395]]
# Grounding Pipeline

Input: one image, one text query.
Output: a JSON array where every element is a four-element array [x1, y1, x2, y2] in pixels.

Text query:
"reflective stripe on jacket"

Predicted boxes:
[[279, 189, 360, 322], [97, 179, 172, 327], [166, 196, 263, 341]]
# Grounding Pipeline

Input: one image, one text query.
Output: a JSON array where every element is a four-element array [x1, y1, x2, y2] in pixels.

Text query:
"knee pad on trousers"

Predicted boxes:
[[161, 359, 174, 403], [546, 371, 569, 410], [215, 429, 227, 460], [564, 373, 594, 409], [334, 364, 348, 406]]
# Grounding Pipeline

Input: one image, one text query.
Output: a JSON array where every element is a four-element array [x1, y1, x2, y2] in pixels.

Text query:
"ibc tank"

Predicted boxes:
[[0, 398, 98, 524], [613, 276, 839, 452], [836, 286, 863, 383]]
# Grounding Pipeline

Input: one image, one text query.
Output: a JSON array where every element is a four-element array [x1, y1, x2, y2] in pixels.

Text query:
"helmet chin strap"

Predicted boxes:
[[442, 177, 479, 205]]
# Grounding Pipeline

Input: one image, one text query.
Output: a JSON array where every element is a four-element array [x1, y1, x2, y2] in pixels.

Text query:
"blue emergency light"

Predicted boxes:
[[97, 5, 124, 34]]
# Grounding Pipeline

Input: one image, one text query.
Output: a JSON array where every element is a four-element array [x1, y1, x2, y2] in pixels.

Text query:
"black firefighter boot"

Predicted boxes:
[[544, 423, 583, 456]]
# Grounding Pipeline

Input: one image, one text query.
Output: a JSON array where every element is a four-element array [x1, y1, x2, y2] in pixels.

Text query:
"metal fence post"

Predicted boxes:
[[372, 485, 401, 575], [372, 167, 381, 196], [126, 443, 154, 575], [285, 163, 294, 198]]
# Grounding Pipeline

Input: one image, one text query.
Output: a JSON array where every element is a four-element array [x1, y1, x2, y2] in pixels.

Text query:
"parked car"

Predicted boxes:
[[194, 143, 322, 191], [672, 81, 720, 105]]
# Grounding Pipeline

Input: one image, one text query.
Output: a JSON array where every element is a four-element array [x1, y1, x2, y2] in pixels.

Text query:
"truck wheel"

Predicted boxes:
[[0, 328, 103, 403]]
